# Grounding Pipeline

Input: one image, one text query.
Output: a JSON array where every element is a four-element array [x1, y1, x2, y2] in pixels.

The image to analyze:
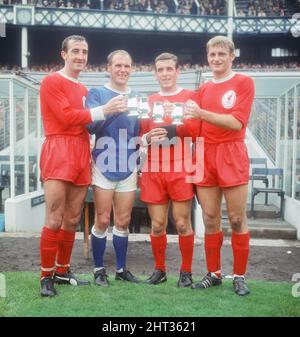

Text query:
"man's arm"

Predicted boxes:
[[139, 113, 168, 146], [40, 76, 113, 128], [40, 76, 93, 127], [85, 88, 129, 135], [85, 88, 106, 134], [185, 77, 254, 131], [141, 127, 168, 146], [185, 103, 243, 130]]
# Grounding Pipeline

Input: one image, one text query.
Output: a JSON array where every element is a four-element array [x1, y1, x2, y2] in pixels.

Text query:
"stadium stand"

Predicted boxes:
[[0, 0, 226, 15], [1, 0, 181, 13], [235, 0, 298, 17], [1, 62, 300, 73], [1, 0, 298, 16]]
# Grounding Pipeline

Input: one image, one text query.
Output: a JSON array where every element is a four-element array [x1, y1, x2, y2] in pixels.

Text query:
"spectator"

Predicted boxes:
[[248, 5, 256, 16], [237, 9, 246, 16], [124, 0, 130, 10], [157, 0, 168, 13], [257, 7, 266, 16], [2, 61, 300, 73], [247, 0, 256, 10], [137, 0, 148, 11], [199, 3, 207, 15], [1, 0, 293, 17]]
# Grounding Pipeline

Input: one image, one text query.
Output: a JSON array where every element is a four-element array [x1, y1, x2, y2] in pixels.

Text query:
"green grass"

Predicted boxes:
[[0, 272, 299, 317]]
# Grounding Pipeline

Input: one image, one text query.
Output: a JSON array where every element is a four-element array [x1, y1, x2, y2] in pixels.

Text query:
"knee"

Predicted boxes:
[[203, 212, 220, 233], [228, 213, 245, 233], [175, 217, 192, 236], [95, 211, 111, 230], [114, 213, 131, 231], [151, 220, 166, 236], [46, 198, 67, 229], [63, 212, 82, 231], [47, 210, 64, 230]]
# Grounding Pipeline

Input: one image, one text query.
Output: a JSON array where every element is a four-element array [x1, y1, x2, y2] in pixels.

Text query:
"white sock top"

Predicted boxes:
[[112, 226, 129, 237], [91, 226, 108, 239]]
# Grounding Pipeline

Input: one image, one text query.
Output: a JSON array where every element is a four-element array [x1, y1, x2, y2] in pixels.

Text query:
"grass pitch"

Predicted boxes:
[[0, 272, 299, 317]]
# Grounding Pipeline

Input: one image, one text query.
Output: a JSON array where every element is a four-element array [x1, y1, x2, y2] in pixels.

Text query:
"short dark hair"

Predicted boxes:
[[154, 53, 179, 69], [61, 35, 87, 52]]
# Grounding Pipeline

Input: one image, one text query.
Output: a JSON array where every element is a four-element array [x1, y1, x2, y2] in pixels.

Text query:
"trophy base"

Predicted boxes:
[[172, 121, 183, 125]]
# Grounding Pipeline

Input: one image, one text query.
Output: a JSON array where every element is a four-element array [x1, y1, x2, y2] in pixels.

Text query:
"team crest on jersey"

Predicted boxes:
[[82, 96, 86, 108], [222, 90, 236, 109]]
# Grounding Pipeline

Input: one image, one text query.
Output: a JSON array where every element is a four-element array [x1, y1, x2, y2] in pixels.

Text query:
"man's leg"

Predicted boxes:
[[112, 191, 140, 283], [172, 199, 194, 287], [224, 184, 250, 296], [192, 186, 224, 289], [40, 180, 68, 297], [146, 203, 169, 284], [54, 183, 90, 286], [91, 187, 114, 286]]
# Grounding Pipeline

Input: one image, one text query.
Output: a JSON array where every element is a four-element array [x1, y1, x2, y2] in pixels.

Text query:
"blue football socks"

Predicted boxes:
[[112, 226, 129, 272]]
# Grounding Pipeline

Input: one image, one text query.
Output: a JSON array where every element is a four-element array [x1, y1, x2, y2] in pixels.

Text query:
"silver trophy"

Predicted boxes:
[[139, 96, 150, 119], [153, 101, 164, 123], [127, 95, 139, 117], [171, 102, 184, 125]]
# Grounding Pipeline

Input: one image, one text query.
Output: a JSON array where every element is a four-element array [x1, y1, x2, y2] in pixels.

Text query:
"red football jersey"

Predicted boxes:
[[194, 73, 254, 144], [40, 72, 92, 137], [140, 88, 200, 163]]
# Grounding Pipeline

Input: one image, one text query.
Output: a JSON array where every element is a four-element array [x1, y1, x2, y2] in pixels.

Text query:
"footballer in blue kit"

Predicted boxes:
[[85, 50, 141, 286]]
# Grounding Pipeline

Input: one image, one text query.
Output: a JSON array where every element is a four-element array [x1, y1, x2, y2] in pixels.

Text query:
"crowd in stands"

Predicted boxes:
[[1, 61, 300, 72], [0, 0, 223, 15], [1, 0, 226, 15], [237, 0, 288, 17], [2, 0, 293, 16]]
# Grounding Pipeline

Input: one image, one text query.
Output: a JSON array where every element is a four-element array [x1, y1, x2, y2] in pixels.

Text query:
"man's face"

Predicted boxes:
[[155, 59, 179, 92], [61, 39, 88, 74], [207, 45, 235, 78], [107, 54, 132, 86]]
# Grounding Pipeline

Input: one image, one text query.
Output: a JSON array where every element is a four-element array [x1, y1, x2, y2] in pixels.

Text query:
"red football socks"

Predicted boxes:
[[232, 231, 250, 276], [179, 232, 194, 273], [150, 234, 167, 272], [40, 226, 59, 278], [204, 231, 224, 277], [56, 228, 76, 274]]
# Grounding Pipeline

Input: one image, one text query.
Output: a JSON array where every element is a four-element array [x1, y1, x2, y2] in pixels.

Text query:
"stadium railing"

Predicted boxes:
[[249, 157, 269, 205], [250, 167, 285, 219]]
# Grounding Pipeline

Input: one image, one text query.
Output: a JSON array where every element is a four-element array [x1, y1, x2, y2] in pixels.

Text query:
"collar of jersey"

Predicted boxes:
[[158, 87, 183, 96], [104, 84, 131, 95], [58, 70, 79, 84], [212, 72, 236, 84]]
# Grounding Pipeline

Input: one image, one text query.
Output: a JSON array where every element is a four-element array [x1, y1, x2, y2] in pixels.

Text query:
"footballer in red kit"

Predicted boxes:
[[39, 35, 117, 297], [193, 73, 254, 187], [40, 72, 91, 185], [140, 53, 200, 287], [185, 36, 255, 296]]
